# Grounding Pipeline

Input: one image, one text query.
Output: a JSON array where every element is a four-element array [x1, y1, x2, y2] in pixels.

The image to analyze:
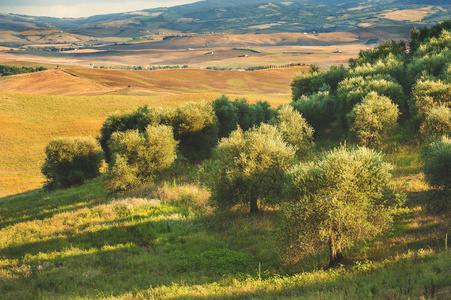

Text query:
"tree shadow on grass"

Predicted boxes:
[[0, 179, 109, 229]]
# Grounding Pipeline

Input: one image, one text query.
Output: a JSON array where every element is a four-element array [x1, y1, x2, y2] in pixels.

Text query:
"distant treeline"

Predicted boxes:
[[95, 63, 305, 71], [0, 65, 47, 76], [231, 48, 261, 53]]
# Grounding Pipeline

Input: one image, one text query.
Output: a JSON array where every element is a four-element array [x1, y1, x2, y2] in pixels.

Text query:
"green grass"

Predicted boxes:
[[1, 144, 450, 299]]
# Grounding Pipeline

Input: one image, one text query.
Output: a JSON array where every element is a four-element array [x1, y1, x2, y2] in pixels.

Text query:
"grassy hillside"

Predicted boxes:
[[0, 141, 449, 299]]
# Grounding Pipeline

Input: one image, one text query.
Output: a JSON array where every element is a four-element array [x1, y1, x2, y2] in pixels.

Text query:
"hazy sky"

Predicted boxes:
[[0, 0, 200, 18]]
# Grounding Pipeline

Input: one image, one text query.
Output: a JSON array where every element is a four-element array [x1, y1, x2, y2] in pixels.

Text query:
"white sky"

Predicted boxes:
[[0, 0, 200, 18]]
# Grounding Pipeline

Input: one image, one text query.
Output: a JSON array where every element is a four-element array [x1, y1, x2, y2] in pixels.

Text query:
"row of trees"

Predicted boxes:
[[290, 20, 451, 145], [0, 65, 46, 76]]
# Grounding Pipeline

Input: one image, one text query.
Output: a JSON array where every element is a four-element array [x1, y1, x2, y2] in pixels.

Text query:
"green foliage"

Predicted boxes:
[[347, 92, 399, 147], [336, 75, 406, 128], [41, 136, 103, 190], [212, 96, 275, 139], [209, 124, 295, 214], [350, 53, 409, 93], [291, 65, 348, 100], [104, 125, 177, 192], [410, 79, 451, 127], [99, 106, 157, 162], [291, 84, 336, 132], [422, 136, 451, 190], [173, 101, 218, 160], [280, 146, 400, 266], [271, 105, 314, 156], [100, 102, 217, 162], [420, 105, 451, 139], [407, 51, 451, 84], [0, 65, 46, 76], [349, 40, 407, 68], [212, 95, 240, 138], [232, 98, 274, 132]]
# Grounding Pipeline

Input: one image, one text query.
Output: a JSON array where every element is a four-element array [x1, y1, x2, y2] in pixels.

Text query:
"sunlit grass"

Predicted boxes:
[[1, 142, 450, 299]]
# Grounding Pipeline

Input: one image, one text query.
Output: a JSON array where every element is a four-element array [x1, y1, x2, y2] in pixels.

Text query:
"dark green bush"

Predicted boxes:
[[291, 64, 348, 100], [41, 136, 103, 190], [172, 101, 218, 160], [336, 75, 406, 128], [212, 95, 239, 138], [291, 84, 336, 132], [213, 96, 275, 139], [99, 106, 157, 162], [422, 136, 451, 211], [409, 79, 451, 127], [422, 136, 451, 190]]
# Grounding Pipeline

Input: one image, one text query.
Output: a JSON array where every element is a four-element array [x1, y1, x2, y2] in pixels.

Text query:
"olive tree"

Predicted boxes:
[[172, 101, 218, 160], [420, 105, 451, 139], [271, 105, 314, 156], [209, 124, 296, 214], [279, 146, 401, 267], [422, 135, 451, 190], [41, 136, 103, 190], [104, 125, 177, 192], [347, 92, 399, 147]]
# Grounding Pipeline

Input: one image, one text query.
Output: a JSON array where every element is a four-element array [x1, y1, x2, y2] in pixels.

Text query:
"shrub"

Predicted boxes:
[[173, 101, 218, 160], [409, 79, 451, 127], [209, 124, 296, 214], [271, 105, 314, 156], [291, 84, 336, 131], [280, 146, 401, 267], [99, 106, 165, 162], [347, 92, 399, 147], [41, 136, 103, 190], [420, 105, 451, 139], [336, 75, 406, 126], [212, 95, 239, 138], [104, 125, 177, 192], [291, 64, 348, 100], [422, 136, 451, 190]]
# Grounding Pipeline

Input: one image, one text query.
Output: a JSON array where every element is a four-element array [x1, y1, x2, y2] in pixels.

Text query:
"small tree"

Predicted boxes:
[[347, 92, 399, 147], [41, 136, 103, 190], [271, 105, 314, 156], [173, 101, 218, 160], [422, 135, 451, 190], [209, 124, 295, 214], [104, 125, 177, 192], [291, 84, 336, 132], [212, 95, 239, 138], [279, 146, 400, 267], [420, 105, 451, 139]]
